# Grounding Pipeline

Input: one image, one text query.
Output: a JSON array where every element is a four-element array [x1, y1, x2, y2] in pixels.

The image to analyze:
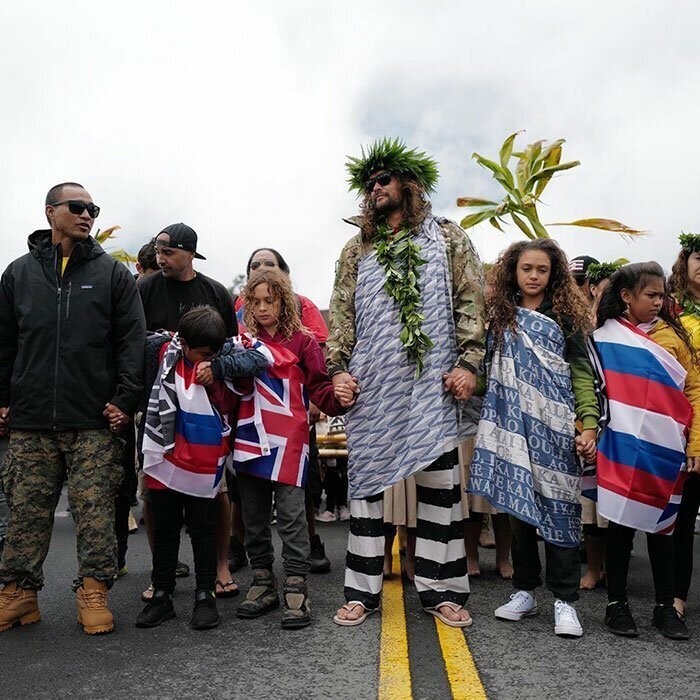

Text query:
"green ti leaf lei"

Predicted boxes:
[[374, 223, 434, 377], [680, 296, 700, 318]]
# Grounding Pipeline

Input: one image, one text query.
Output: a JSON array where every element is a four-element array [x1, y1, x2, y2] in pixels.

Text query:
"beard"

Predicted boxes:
[[374, 192, 401, 215]]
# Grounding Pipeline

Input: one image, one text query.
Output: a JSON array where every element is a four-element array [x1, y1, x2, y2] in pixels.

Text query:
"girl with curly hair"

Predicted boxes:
[[468, 239, 599, 638], [668, 237, 700, 619], [593, 262, 699, 640], [217, 268, 352, 630]]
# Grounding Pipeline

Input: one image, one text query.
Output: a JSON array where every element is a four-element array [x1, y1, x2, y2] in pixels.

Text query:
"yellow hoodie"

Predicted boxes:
[[648, 320, 700, 456]]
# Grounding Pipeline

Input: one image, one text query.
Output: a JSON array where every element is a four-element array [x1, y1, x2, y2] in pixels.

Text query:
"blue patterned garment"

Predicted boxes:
[[468, 308, 581, 547], [345, 216, 470, 499]]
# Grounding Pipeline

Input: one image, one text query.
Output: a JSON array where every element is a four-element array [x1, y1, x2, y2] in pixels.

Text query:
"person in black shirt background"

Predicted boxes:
[[137, 223, 239, 601]]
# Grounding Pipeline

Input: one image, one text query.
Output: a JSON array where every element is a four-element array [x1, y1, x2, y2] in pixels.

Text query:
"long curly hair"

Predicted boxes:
[[242, 268, 304, 340], [596, 262, 696, 357], [669, 248, 692, 302], [488, 239, 591, 345], [359, 177, 431, 241]]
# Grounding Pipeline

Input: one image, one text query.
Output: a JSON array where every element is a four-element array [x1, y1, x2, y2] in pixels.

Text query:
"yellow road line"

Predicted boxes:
[[378, 538, 412, 700], [434, 618, 487, 700]]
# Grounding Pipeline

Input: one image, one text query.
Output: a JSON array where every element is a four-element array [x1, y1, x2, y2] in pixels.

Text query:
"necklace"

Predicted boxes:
[[374, 223, 433, 377]]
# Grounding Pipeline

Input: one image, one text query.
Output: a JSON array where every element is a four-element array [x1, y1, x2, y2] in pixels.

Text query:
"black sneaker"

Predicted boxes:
[[652, 604, 689, 640], [309, 534, 331, 574], [229, 538, 249, 573], [604, 601, 639, 637], [135, 590, 175, 628], [191, 590, 220, 630], [175, 561, 190, 578]]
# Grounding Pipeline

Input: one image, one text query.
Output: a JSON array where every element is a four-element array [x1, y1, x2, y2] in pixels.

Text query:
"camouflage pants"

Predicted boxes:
[[0, 437, 9, 547], [0, 429, 124, 590]]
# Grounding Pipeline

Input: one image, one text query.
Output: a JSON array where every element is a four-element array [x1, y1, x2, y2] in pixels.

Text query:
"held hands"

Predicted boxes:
[[195, 361, 214, 386], [575, 429, 597, 463], [332, 372, 359, 409], [443, 368, 476, 402], [686, 456, 700, 473], [103, 403, 130, 433]]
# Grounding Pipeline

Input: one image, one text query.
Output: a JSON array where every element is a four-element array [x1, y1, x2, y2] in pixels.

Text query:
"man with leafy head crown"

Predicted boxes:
[[327, 138, 485, 627]]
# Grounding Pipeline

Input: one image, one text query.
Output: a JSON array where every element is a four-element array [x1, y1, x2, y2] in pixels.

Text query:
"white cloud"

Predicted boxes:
[[1, 1, 698, 307]]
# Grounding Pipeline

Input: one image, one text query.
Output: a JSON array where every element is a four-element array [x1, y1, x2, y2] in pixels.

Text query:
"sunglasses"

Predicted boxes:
[[250, 260, 277, 271], [365, 172, 393, 193], [48, 200, 101, 219]]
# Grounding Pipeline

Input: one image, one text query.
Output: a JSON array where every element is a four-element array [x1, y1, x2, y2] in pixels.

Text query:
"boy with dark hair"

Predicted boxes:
[[136, 306, 269, 630]]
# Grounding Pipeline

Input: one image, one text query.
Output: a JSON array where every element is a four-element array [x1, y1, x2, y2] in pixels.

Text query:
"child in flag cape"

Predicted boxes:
[[215, 268, 354, 629], [594, 261, 700, 640], [468, 239, 598, 638], [137, 306, 271, 630]]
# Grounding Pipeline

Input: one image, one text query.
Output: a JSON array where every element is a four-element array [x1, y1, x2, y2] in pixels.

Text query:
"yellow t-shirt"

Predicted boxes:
[[61, 257, 69, 274]]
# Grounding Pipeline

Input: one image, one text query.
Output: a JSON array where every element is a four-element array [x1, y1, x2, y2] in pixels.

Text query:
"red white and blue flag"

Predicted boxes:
[[143, 336, 232, 498], [232, 341, 310, 487], [592, 318, 692, 534]]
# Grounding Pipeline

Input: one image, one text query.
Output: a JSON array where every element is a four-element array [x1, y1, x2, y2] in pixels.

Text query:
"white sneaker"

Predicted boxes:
[[338, 506, 351, 522], [316, 510, 337, 523], [494, 591, 538, 620], [554, 599, 583, 637]]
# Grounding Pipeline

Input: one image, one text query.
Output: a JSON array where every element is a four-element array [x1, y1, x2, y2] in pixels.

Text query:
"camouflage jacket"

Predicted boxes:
[[327, 215, 485, 377]]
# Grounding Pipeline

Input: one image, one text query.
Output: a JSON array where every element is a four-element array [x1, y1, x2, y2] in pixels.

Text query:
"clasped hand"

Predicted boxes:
[[332, 372, 359, 408], [442, 368, 476, 401]]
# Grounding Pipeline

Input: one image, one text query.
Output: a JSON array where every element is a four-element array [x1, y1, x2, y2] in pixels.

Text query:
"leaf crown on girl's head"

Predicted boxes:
[[586, 260, 627, 284], [679, 232, 700, 253], [346, 138, 439, 195]]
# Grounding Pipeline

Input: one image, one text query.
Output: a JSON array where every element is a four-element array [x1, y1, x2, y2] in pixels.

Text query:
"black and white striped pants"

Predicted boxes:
[[343, 450, 469, 610]]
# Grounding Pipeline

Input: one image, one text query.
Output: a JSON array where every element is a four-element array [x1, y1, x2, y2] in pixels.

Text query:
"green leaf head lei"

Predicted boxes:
[[345, 138, 439, 195], [586, 260, 627, 284], [679, 232, 700, 254]]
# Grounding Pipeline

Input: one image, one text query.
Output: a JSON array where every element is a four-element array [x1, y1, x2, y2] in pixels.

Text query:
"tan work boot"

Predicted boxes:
[[76, 577, 114, 634], [0, 581, 41, 632]]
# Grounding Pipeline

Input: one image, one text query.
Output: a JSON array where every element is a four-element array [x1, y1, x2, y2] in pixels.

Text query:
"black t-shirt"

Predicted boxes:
[[137, 271, 237, 335]]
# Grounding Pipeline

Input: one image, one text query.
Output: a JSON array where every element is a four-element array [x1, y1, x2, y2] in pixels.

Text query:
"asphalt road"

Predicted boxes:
[[1, 493, 698, 700]]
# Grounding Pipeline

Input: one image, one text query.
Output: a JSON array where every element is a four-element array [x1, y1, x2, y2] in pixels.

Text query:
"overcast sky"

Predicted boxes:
[[1, 1, 698, 308]]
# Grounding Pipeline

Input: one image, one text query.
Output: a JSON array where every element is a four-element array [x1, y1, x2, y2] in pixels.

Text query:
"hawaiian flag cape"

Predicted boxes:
[[142, 334, 232, 498], [468, 308, 581, 547], [232, 340, 310, 487], [592, 317, 692, 534]]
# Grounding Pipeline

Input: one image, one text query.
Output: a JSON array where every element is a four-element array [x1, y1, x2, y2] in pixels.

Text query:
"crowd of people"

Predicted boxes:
[[0, 139, 698, 646]]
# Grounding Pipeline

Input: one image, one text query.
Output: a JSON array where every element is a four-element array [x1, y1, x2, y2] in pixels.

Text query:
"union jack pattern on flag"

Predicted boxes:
[[592, 318, 693, 534], [232, 340, 310, 487]]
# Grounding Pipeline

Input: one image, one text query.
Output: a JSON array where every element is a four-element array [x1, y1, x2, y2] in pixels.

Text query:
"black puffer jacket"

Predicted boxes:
[[0, 230, 146, 430]]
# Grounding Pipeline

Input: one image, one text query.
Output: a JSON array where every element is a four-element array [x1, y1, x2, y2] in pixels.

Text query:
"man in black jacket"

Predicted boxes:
[[0, 182, 145, 635]]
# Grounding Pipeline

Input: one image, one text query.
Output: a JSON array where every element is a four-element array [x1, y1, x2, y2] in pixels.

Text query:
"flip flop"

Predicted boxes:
[[215, 579, 240, 598], [425, 604, 473, 628], [333, 603, 377, 627]]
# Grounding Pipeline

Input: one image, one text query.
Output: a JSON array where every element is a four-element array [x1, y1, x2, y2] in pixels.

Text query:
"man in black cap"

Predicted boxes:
[[138, 223, 236, 335], [137, 223, 238, 601]]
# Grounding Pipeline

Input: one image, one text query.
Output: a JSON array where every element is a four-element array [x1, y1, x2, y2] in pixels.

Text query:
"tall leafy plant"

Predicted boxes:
[[457, 132, 643, 239], [95, 226, 138, 266]]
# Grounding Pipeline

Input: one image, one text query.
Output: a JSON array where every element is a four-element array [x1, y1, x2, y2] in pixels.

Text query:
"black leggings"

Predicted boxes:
[[674, 473, 700, 601], [606, 521, 674, 606], [150, 489, 217, 593]]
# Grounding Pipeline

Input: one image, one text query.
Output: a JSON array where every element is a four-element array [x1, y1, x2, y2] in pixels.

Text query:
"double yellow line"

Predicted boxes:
[[378, 540, 487, 700]]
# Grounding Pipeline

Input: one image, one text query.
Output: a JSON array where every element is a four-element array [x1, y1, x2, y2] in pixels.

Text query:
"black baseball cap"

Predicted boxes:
[[156, 223, 206, 260], [569, 255, 598, 284]]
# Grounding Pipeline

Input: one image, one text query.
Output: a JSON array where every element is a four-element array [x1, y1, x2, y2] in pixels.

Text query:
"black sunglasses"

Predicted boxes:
[[250, 260, 277, 271], [48, 200, 100, 219], [365, 172, 393, 192]]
